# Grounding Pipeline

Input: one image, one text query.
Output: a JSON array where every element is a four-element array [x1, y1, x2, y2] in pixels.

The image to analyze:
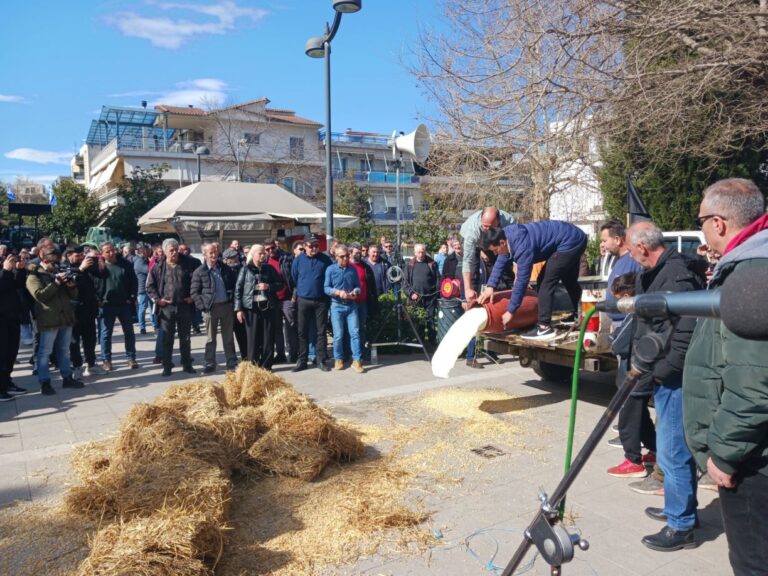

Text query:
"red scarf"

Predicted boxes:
[[723, 213, 768, 255]]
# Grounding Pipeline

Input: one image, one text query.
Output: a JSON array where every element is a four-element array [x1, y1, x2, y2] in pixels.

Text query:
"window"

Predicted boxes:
[[243, 132, 260, 145], [289, 137, 304, 160]]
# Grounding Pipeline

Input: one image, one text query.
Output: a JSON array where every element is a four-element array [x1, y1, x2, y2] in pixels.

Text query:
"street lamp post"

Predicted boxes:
[[184, 143, 210, 183], [305, 0, 362, 245]]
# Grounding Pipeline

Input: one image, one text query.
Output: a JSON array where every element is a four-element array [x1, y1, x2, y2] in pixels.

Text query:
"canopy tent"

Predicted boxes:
[[137, 182, 358, 235]]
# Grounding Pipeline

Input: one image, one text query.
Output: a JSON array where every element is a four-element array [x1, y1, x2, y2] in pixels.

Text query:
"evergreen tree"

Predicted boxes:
[[39, 179, 100, 243], [105, 164, 172, 242]]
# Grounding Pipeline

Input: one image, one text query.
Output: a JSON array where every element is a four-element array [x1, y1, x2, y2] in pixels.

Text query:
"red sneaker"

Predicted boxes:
[[607, 459, 649, 478], [642, 452, 656, 465]]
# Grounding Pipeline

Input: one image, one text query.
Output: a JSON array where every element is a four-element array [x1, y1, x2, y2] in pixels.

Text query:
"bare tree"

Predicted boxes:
[[416, 0, 768, 211], [414, 0, 615, 220]]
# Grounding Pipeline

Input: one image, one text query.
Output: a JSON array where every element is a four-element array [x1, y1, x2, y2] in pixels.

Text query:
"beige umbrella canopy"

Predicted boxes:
[[137, 181, 358, 234]]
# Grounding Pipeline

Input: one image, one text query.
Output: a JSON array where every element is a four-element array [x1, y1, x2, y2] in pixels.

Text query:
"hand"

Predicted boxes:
[[256, 282, 268, 291], [2, 257, 14, 272], [158, 298, 170, 307], [477, 286, 495, 304], [183, 297, 193, 304], [236, 311, 245, 324], [465, 287, 477, 302], [338, 290, 348, 299], [707, 457, 735, 489], [502, 311, 514, 328], [410, 293, 418, 301], [80, 256, 94, 271]]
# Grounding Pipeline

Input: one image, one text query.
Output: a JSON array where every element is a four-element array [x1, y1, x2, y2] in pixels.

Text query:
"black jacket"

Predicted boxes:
[[146, 254, 198, 305], [630, 248, 704, 394], [442, 253, 461, 281], [0, 267, 27, 321], [191, 261, 238, 312], [62, 261, 101, 317], [234, 262, 283, 311], [94, 256, 137, 306], [405, 256, 437, 299]]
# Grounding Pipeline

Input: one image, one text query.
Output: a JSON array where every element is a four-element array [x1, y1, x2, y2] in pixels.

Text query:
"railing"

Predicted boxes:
[[90, 138, 212, 171], [319, 130, 390, 146], [333, 169, 418, 183], [370, 211, 417, 221]]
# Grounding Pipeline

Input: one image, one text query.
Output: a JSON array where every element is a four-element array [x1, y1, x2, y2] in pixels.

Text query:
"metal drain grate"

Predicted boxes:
[[470, 445, 506, 459]]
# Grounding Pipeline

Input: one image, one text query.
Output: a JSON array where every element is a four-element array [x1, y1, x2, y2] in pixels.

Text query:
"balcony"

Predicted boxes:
[[320, 130, 390, 146], [333, 169, 418, 184]]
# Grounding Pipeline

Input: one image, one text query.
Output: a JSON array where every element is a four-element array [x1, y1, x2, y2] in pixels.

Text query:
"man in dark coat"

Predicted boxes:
[[627, 221, 704, 552], [404, 243, 438, 346], [0, 253, 28, 400], [146, 239, 198, 376], [683, 178, 768, 574]]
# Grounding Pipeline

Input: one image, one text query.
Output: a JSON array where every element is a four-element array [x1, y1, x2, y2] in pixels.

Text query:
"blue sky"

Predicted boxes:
[[0, 0, 441, 186]]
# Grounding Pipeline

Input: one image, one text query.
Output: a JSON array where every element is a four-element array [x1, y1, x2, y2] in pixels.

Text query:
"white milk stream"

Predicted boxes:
[[431, 307, 489, 378]]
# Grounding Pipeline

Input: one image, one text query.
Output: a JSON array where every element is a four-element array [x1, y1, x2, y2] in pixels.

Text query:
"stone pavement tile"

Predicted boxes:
[[0, 462, 31, 506], [21, 428, 77, 451], [67, 413, 119, 443], [27, 456, 71, 503], [0, 432, 22, 456]]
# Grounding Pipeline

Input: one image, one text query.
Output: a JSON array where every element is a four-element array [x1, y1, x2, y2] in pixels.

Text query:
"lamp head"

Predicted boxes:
[[305, 36, 326, 58], [195, 146, 210, 156], [183, 142, 196, 152], [333, 0, 361, 13]]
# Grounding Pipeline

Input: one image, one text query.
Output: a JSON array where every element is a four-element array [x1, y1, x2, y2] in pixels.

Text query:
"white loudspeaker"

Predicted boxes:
[[390, 124, 431, 163]]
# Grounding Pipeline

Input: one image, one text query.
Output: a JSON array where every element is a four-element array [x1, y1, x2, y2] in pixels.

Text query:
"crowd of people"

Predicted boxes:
[[0, 177, 765, 575]]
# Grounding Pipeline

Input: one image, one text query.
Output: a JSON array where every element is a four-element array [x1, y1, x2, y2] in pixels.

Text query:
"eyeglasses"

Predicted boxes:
[[307, 244, 319, 249], [298, 248, 305, 252], [696, 214, 726, 229]]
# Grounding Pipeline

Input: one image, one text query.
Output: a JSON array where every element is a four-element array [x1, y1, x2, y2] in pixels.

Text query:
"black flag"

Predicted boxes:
[[627, 176, 651, 224]]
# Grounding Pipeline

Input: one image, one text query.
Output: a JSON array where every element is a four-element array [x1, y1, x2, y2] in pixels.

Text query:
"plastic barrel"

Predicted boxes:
[[437, 298, 464, 343]]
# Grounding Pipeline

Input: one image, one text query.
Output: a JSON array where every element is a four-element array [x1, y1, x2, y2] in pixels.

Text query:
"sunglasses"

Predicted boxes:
[[695, 214, 726, 229]]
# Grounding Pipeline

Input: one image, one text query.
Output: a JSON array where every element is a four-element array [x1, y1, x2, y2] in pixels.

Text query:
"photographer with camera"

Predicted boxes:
[[25, 247, 84, 395], [235, 244, 283, 369], [63, 246, 106, 379]]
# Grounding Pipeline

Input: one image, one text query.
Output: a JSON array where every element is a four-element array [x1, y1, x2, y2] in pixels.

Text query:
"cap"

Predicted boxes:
[[222, 249, 239, 260], [64, 245, 84, 256], [305, 233, 320, 244]]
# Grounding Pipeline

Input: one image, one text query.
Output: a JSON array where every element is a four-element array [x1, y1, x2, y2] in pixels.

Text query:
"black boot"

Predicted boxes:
[[641, 526, 697, 551], [40, 380, 55, 395], [62, 376, 85, 389]]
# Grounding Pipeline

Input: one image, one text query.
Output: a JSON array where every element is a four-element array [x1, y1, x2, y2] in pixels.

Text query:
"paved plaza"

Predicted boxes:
[[0, 328, 729, 575]]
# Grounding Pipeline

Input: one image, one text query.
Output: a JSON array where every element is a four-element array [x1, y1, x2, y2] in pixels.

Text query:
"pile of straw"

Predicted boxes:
[[66, 363, 369, 574]]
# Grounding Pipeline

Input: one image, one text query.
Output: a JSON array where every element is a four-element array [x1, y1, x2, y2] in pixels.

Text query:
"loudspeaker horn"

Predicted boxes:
[[390, 124, 431, 163]]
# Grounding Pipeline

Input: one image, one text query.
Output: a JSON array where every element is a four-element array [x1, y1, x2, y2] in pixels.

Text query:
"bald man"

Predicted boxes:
[[459, 207, 514, 303]]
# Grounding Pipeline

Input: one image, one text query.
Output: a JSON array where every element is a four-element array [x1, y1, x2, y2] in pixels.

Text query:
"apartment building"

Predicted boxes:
[[73, 98, 324, 209], [321, 129, 424, 225]]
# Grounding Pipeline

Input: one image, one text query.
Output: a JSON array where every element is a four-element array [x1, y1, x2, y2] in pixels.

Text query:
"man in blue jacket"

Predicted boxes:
[[479, 221, 587, 340], [291, 234, 332, 372]]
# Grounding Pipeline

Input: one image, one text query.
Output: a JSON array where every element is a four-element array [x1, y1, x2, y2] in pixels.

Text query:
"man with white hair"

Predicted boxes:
[[404, 243, 438, 346], [626, 221, 704, 552], [146, 238, 198, 376]]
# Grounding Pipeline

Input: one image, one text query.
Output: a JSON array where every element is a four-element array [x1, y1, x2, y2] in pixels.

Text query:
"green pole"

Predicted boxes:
[[559, 305, 596, 518]]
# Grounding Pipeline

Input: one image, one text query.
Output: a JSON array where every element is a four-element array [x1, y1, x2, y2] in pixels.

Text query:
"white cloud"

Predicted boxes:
[[0, 94, 25, 103], [151, 78, 229, 107], [107, 0, 268, 49], [5, 148, 72, 165]]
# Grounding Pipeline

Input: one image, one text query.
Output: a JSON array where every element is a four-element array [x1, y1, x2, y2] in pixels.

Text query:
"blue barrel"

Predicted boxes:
[[437, 298, 463, 343]]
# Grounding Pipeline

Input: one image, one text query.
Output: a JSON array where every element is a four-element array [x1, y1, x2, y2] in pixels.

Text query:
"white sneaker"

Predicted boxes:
[[83, 364, 106, 377], [73, 366, 84, 379]]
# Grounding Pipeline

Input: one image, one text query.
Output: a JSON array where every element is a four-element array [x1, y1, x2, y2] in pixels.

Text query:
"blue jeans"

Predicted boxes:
[[655, 383, 698, 530], [344, 302, 368, 359], [136, 293, 151, 331], [330, 302, 361, 361], [37, 326, 73, 383], [467, 336, 476, 360], [100, 303, 137, 362]]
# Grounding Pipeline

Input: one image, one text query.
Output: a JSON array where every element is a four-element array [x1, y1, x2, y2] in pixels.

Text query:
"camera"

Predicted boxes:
[[254, 274, 268, 304]]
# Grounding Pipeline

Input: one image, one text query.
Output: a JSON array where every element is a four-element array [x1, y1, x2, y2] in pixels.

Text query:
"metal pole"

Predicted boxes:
[[196, 154, 201, 182], [395, 156, 401, 260], [324, 39, 334, 244]]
